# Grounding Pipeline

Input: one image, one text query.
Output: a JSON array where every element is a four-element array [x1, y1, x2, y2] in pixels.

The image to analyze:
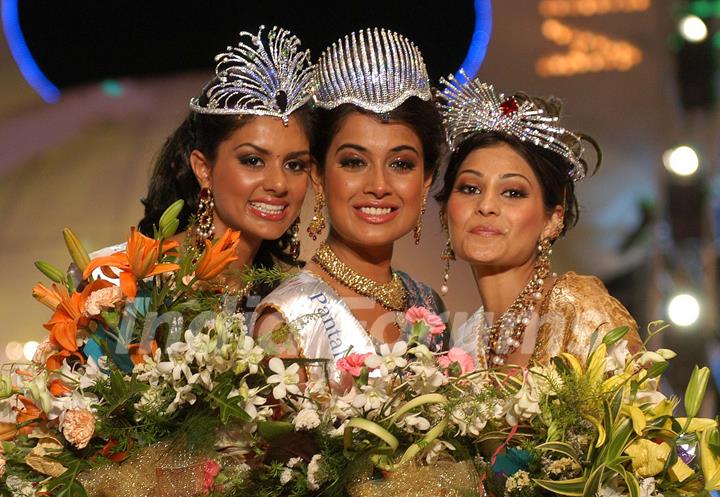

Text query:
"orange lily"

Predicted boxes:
[[194, 229, 241, 280], [45, 350, 84, 370], [0, 422, 18, 441], [83, 227, 179, 299], [32, 283, 65, 310], [15, 395, 45, 427], [128, 340, 158, 366], [48, 379, 72, 397], [43, 279, 113, 353]]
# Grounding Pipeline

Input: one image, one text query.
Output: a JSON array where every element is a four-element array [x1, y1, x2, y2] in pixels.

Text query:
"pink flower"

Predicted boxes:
[[405, 306, 446, 336], [337, 353, 372, 377], [437, 348, 475, 375], [203, 459, 221, 492], [61, 409, 95, 449]]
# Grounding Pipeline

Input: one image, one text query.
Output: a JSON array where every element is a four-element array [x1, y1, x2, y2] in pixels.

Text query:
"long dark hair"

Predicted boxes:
[[138, 107, 314, 268], [312, 96, 445, 180], [435, 94, 600, 237]]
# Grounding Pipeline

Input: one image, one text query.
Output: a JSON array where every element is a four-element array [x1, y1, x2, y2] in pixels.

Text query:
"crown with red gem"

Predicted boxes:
[[439, 70, 586, 182], [190, 26, 313, 125]]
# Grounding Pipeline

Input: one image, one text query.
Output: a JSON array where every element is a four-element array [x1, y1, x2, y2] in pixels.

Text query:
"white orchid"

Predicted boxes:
[[228, 382, 267, 420], [605, 339, 630, 374], [351, 383, 389, 414], [235, 335, 265, 375], [422, 439, 456, 464], [365, 341, 407, 374], [266, 358, 301, 399], [398, 413, 431, 432]]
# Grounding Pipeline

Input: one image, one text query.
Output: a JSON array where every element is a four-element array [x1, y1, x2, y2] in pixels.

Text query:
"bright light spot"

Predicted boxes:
[[668, 293, 701, 327], [5, 341, 23, 361], [23, 341, 39, 361], [679, 15, 708, 43], [663, 145, 699, 176]]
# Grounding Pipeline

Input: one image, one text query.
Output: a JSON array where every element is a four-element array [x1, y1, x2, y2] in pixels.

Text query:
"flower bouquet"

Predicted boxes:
[[0, 201, 289, 496], [471, 323, 720, 497]]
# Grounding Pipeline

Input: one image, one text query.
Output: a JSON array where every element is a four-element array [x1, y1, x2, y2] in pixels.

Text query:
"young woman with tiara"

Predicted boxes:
[[252, 28, 447, 383], [435, 72, 642, 369], [93, 26, 316, 302]]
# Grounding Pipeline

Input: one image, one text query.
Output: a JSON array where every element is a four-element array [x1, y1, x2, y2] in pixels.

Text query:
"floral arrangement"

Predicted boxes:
[[0, 200, 718, 497], [471, 324, 720, 497]]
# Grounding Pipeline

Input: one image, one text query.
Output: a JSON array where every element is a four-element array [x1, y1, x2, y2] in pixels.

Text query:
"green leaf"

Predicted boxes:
[[599, 419, 634, 464], [619, 466, 640, 497], [46, 460, 90, 497], [258, 420, 294, 441], [602, 326, 630, 347], [583, 464, 606, 497], [537, 441, 581, 464], [207, 380, 251, 424], [534, 476, 587, 496], [646, 360, 670, 379]]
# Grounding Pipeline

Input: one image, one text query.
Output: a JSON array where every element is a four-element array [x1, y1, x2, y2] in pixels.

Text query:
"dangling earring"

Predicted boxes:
[[306, 191, 326, 241], [440, 236, 455, 296], [535, 237, 552, 282], [288, 218, 301, 261], [413, 194, 427, 245], [195, 187, 215, 250]]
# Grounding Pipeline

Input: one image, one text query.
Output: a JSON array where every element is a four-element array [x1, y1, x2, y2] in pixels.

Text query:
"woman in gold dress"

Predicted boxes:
[[435, 74, 642, 369], [252, 28, 446, 383]]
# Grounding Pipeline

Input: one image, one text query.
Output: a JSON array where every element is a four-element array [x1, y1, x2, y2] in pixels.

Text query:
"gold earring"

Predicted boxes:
[[536, 237, 553, 280], [306, 191, 326, 241], [194, 187, 215, 250], [288, 218, 300, 260], [440, 236, 455, 296], [413, 194, 427, 246]]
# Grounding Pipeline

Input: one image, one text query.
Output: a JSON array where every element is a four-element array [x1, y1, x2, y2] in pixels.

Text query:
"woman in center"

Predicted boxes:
[[252, 28, 446, 382]]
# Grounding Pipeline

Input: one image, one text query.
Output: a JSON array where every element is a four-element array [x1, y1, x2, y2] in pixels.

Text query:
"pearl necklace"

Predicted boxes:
[[481, 240, 552, 367]]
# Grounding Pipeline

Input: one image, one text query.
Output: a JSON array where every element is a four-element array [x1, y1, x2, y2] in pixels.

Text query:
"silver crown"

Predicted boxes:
[[313, 28, 432, 113], [190, 26, 313, 124], [439, 70, 586, 182]]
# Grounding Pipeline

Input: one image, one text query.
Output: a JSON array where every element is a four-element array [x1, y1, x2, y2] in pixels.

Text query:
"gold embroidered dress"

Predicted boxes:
[[452, 272, 642, 368]]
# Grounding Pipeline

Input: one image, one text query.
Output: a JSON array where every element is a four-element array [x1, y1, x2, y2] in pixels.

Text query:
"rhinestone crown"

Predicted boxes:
[[190, 25, 313, 124], [313, 28, 432, 113], [439, 70, 586, 182]]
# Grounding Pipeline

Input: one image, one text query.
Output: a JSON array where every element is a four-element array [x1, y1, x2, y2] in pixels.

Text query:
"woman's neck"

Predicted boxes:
[[471, 260, 536, 321], [325, 230, 394, 283]]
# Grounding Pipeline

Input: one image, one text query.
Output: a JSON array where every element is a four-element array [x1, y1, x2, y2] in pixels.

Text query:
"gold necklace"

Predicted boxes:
[[312, 243, 407, 312]]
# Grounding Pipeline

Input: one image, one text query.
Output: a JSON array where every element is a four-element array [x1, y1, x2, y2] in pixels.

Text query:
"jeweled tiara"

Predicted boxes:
[[190, 25, 313, 124], [313, 28, 432, 113], [439, 70, 586, 182]]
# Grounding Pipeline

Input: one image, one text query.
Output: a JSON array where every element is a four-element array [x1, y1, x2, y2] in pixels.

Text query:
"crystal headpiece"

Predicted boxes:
[[313, 28, 432, 113], [190, 26, 313, 124], [439, 70, 586, 182]]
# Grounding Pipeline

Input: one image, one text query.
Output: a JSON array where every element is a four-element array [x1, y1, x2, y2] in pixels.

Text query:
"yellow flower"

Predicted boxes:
[[624, 439, 671, 477]]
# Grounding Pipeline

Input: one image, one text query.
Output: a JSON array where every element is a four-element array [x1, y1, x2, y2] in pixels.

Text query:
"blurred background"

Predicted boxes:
[[0, 0, 717, 415]]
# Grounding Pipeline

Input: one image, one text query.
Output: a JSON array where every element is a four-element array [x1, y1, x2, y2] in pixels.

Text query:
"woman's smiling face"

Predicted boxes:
[[317, 112, 430, 247], [445, 142, 562, 268], [191, 114, 311, 243]]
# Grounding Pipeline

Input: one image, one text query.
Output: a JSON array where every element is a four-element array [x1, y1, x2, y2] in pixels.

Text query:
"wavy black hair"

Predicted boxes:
[[138, 106, 314, 268]]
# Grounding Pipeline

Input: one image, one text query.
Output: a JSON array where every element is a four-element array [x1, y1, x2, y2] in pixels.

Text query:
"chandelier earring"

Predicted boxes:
[[307, 191, 326, 241], [440, 236, 455, 296], [413, 194, 428, 246], [288, 218, 301, 261], [194, 187, 215, 250]]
